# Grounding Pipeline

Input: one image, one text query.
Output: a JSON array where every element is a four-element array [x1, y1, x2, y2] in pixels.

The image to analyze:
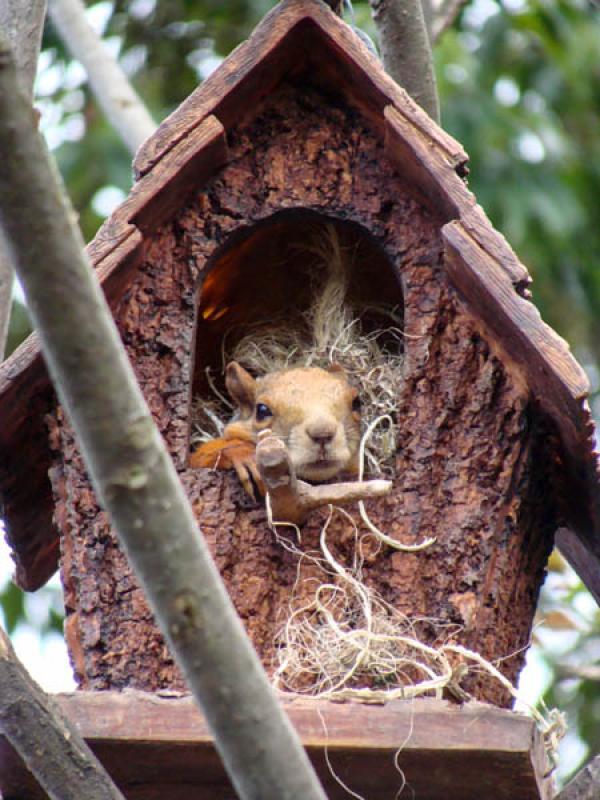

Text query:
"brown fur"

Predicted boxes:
[[190, 361, 361, 495]]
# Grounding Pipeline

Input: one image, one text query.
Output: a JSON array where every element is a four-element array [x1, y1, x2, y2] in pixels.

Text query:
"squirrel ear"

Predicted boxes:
[[225, 362, 256, 416]]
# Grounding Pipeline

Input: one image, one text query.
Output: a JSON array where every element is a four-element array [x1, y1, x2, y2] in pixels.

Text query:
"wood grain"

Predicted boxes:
[[384, 104, 531, 290], [54, 84, 557, 706], [443, 221, 600, 600], [0, 692, 552, 800], [133, 0, 467, 178], [0, 117, 225, 587], [90, 114, 226, 269], [443, 221, 589, 411]]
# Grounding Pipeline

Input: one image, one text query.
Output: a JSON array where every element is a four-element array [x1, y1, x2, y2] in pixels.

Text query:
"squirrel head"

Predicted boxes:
[[225, 361, 361, 481]]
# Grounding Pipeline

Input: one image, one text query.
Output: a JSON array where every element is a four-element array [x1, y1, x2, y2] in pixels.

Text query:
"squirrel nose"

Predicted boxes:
[[307, 420, 336, 446]]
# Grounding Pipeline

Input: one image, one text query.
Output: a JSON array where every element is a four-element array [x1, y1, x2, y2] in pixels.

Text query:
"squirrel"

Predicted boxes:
[[190, 361, 362, 498]]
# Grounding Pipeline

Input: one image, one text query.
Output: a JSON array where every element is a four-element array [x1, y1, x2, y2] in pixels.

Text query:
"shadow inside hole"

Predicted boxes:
[[192, 209, 404, 399]]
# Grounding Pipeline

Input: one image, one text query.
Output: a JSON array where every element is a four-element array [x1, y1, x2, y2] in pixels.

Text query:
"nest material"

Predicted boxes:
[[269, 507, 566, 769], [272, 507, 459, 700], [192, 224, 405, 476]]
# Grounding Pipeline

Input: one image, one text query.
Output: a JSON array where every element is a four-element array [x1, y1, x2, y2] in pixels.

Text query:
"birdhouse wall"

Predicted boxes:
[[48, 81, 556, 705]]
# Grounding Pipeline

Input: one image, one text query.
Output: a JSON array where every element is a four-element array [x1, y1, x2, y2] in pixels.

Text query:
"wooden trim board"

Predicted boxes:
[[0, 691, 552, 800], [132, 0, 467, 178]]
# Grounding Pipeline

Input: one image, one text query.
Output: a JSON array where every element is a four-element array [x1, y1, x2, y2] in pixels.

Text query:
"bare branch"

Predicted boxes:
[[0, 0, 46, 100], [322, 0, 344, 13], [48, 0, 156, 155], [430, 0, 468, 43], [0, 0, 46, 361], [0, 247, 12, 360], [0, 33, 326, 800], [555, 663, 600, 682], [556, 755, 600, 800], [368, 0, 440, 122], [420, 0, 435, 41], [0, 625, 124, 800]]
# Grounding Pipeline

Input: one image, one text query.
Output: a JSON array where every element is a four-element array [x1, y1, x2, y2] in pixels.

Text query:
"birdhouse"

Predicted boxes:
[[1, 1, 599, 798]]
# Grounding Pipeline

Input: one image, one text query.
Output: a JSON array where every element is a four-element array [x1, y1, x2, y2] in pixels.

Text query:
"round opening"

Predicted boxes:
[[190, 210, 405, 476], [193, 209, 404, 395]]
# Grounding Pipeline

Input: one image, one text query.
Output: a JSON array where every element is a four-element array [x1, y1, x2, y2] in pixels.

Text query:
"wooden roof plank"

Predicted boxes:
[[89, 113, 225, 271], [128, 115, 227, 232], [442, 221, 589, 413], [1, 113, 225, 414], [556, 527, 600, 607], [0, 231, 144, 437], [132, 5, 306, 177], [0, 231, 145, 590], [384, 104, 531, 289], [300, 9, 467, 167], [0, 692, 552, 800], [133, 0, 467, 179], [443, 221, 600, 595]]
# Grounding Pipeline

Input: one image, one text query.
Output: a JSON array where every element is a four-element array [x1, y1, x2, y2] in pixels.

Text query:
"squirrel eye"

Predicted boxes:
[[255, 403, 273, 422], [352, 395, 362, 414]]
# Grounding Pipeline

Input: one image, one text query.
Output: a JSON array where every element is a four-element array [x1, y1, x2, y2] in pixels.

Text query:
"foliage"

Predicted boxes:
[[436, 0, 600, 399], [1, 0, 599, 784], [4, 299, 31, 358], [532, 553, 600, 777]]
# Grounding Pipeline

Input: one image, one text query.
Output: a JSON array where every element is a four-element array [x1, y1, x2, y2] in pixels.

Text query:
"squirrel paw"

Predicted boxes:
[[255, 432, 296, 491], [190, 438, 264, 500]]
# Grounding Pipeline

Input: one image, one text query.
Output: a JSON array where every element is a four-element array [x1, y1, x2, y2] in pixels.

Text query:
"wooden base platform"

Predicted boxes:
[[0, 691, 553, 799]]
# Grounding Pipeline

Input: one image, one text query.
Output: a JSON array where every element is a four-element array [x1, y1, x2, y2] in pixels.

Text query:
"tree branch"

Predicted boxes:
[[430, 0, 468, 43], [368, 0, 440, 122], [0, 0, 46, 100], [48, 0, 156, 156], [420, 0, 434, 42], [322, 0, 344, 13], [556, 663, 600, 682], [556, 755, 600, 800], [0, 0, 46, 361], [0, 32, 325, 800], [0, 247, 12, 360], [0, 625, 125, 800]]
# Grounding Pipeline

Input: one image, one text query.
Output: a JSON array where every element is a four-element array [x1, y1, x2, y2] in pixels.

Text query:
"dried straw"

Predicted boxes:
[[270, 504, 565, 767], [192, 223, 405, 475]]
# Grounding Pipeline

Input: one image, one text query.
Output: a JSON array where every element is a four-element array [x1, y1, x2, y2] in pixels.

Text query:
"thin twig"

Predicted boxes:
[[0, 33, 326, 800], [556, 755, 600, 800], [0, 625, 124, 800], [0, 0, 47, 361], [431, 0, 468, 43]]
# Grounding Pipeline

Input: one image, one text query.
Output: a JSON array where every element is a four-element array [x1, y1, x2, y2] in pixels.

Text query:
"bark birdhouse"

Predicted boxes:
[[1, 1, 599, 798]]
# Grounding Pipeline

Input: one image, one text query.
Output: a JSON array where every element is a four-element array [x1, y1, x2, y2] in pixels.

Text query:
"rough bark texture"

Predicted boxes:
[[0, 0, 46, 100], [0, 37, 327, 800], [556, 755, 600, 800], [369, 0, 440, 122], [0, 0, 47, 361], [51, 82, 554, 706], [0, 626, 124, 800], [0, 238, 13, 361]]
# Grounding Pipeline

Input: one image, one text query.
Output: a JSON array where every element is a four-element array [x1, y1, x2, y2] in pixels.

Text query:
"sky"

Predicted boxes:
[[0, 531, 75, 693]]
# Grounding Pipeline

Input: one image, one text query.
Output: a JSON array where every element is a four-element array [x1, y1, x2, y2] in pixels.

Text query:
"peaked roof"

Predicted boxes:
[[1, 0, 598, 598]]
